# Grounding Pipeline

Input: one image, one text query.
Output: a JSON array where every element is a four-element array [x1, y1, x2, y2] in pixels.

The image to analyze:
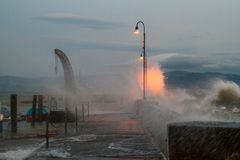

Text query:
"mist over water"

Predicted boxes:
[[45, 63, 143, 114], [49, 57, 240, 120]]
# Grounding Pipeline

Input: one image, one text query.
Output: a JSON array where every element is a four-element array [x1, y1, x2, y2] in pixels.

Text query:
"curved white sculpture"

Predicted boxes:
[[54, 49, 76, 94]]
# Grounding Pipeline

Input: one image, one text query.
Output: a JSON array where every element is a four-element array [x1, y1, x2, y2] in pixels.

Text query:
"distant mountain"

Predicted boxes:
[[0, 74, 129, 94], [164, 71, 240, 89], [0, 76, 63, 93], [1, 71, 240, 93]]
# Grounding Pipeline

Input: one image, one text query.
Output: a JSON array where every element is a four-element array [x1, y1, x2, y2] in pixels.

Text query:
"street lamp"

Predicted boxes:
[[133, 21, 147, 100], [139, 53, 144, 61]]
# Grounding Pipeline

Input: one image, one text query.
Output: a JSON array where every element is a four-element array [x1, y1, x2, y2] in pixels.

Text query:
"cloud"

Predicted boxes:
[[159, 52, 240, 74], [160, 55, 205, 70], [35, 13, 122, 29]]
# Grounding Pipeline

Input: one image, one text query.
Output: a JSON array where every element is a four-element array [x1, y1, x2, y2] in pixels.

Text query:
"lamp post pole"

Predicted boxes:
[[134, 21, 147, 100]]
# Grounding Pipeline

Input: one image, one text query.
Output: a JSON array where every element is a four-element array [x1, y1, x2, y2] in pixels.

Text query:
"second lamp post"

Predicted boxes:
[[133, 21, 147, 100]]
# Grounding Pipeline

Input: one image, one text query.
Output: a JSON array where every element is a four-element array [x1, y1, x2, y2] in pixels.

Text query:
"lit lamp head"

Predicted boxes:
[[139, 53, 144, 60], [133, 25, 140, 35]]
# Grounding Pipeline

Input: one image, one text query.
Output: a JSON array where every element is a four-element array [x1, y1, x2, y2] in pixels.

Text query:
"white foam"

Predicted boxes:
[[37, 149, 70, 158], [108, 142, 133, 153], [0, 148, 36, 160], [0, 141, 45, 160], [67, 134, 96, 142]]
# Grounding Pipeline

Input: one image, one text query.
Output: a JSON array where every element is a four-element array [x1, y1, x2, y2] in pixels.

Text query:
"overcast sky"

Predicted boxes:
[[1, 0, 240, 77]]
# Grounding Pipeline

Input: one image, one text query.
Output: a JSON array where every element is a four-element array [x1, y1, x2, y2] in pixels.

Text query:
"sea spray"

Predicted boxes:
[[138, 80, 240, 156]]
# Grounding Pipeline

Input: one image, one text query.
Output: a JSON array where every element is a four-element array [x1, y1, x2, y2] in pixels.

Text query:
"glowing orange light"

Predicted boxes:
[[133, 29, 140, 35], [139, 54, 143, 61], [138, 67, 165, 96]]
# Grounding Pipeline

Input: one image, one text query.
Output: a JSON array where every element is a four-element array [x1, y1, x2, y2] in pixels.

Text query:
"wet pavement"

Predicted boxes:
[[25, 113, 165, 160], [1, 121, 63, 139], [0, 138, 45, 160]]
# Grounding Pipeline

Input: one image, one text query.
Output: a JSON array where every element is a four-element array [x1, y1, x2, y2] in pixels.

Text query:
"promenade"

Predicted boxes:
[[26, 113, 164, 160]]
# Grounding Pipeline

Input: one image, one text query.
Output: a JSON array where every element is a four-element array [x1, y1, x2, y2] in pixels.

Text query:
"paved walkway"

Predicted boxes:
[[26, 113, 165, 160], [1, 121, 63, 139]]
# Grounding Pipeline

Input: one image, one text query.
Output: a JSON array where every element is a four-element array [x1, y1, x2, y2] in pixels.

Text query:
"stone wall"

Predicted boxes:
[[168, 121, 240, 160]]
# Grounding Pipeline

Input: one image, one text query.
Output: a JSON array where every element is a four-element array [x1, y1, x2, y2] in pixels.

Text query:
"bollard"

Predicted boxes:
[[10, 94, 17, 133], [31, 95, 37, 127], [82, 104, 85, 122], [0, 114, 3, 134], [75, 107, 78, 132], [46, 113, 49, 149], [65, 106, 68, 137], [87, 102, 90, 118], [38, 95, 43, 122]]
